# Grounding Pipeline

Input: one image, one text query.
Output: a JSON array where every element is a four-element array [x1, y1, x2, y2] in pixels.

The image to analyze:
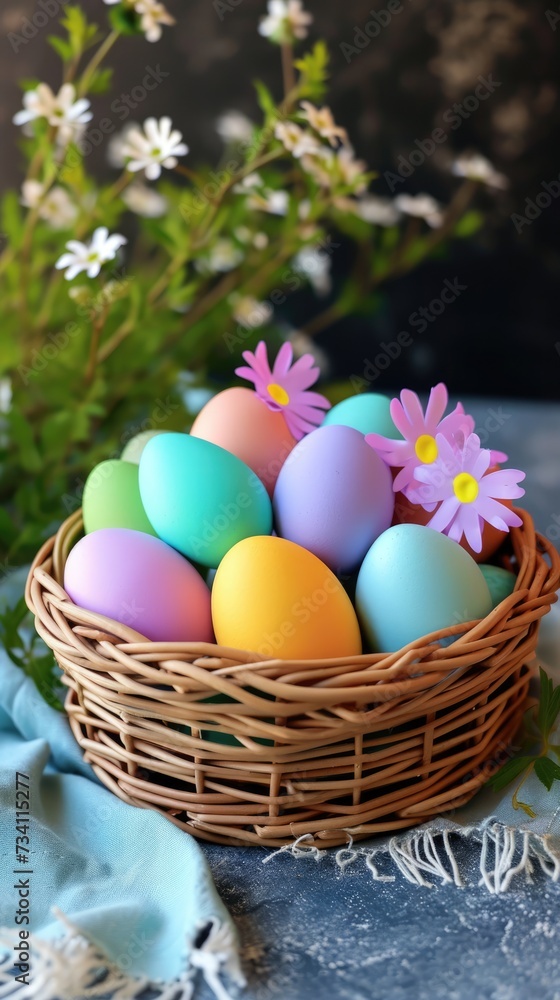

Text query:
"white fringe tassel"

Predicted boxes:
[[0, 909, 245, 1000], [263, 823, 560, 895]]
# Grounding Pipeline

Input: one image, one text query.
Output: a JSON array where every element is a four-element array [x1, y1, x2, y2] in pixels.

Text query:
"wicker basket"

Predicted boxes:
[[25, 508, 559, 848]]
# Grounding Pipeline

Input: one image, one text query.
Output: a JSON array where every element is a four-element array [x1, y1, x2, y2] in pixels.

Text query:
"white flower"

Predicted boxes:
[[300, 102, 348, 147], [233, 172, 262, 192], [106, 123, 140, 168], [121, 117, 189, 180], [195, 238, 243, 275], [21, 180, 77, 229], [336, 147, 368, 191], [259, 0, 312, 43], [353, 195, 401, 227], [0, 378, 12, 415], [293, 246, 332, 297], [134, 0, 175, 43], [275, 121, 321, 158], [231, 295, 273, 329], [122, 182, 168, 217], [452, 152, 508, 190], [394, 192, 443, 228], [13, 83, 92, 144], [247, 188, 289, 215], [302, 146, 367, 192], [55, 226, 127, 280], [216, 110, 254, 144]]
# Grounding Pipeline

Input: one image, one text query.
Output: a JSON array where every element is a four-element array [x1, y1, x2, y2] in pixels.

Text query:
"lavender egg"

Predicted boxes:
[[273, 425, 394, 573]]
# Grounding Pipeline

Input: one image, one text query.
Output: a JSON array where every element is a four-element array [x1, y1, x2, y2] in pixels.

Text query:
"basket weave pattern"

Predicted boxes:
[[26, 508, 559, 848]]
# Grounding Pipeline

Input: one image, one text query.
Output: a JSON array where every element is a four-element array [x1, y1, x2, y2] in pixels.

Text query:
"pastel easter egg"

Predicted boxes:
[[190, 387, 296, 495], [139, 433, 272, 567], [479, 564, 516, 609], [82, 460, 156, 536], [273, 425, 394, 573], [322, 393, 399, 438], [212, 535, 362, 660], [356, 523, 492, 652], [121, 429, 169, 464], [64, 528, 213, 642]]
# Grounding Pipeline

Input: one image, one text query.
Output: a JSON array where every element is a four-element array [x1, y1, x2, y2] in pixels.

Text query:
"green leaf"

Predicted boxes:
[[487, 755, 536, 792], [454, 210, 484, 238], [88, 67, 114, 95], [537, 666, 560, 740], [295, 41, 329, 100], [47, 35, 73, 61], [534, 756, 560, 791], [108, 4, 142, 35], [254, 80, 276, 118], [8, 412, 42, 473], [61, 5, 100, 55]]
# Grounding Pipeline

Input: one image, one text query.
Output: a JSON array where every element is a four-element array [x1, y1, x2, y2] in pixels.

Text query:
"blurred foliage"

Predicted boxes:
[[0, 3, 486, 567]]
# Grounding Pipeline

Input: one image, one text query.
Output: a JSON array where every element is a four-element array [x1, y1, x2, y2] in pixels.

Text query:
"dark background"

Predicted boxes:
[[1, 0, 559, 398]]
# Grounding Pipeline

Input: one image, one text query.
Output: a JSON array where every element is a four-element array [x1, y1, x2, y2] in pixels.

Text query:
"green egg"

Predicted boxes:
[[322, 393, 400, 438], [479, 564, 516, 609], [82, 459, 157, 536], [121, 429, 169, 464]]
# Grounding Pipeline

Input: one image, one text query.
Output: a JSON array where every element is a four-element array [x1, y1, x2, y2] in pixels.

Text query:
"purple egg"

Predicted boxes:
[[64, 528, 214, 642], [273, 425, 394, 573]]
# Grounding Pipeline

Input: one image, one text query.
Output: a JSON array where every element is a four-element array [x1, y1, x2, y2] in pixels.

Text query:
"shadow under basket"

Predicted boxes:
[[26, 508, 560, 849]]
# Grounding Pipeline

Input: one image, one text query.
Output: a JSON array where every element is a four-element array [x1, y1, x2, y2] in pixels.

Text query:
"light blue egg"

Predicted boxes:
[[479, 564, 516, 609], [121, 429, 169, 464], [322, 394, 399, 438], [139, 433, 272, 567], [356, 524, 493, 652]]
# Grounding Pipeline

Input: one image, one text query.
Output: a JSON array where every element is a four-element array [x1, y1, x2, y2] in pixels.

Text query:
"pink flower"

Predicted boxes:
[[408, 432, 525, 553], [235, 340, 331, 439], [366, 383, 467, 493]]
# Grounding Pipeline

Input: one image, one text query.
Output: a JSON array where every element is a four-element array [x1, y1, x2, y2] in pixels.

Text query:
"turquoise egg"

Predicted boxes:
[[479, 564, 516, 609], [356, 524, 493, 652], [322, 394, 399, 438], [139, 433, 272, 567]]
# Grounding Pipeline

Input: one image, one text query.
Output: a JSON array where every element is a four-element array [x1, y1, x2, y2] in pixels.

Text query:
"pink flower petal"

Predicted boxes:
[[427, 496, 460, 533], [389, 398, 414, 439], [272, 341, 294, 377], [424, 382, 448, 431], [400, 389, 425, 435], [478, 469, 525, 499]]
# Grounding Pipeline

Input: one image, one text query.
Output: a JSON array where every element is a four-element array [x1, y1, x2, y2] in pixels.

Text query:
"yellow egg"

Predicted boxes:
[[212, 535, 362, 660]]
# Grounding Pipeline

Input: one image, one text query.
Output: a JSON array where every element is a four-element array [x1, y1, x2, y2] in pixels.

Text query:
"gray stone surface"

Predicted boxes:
[[195, 398, 560, 1000]]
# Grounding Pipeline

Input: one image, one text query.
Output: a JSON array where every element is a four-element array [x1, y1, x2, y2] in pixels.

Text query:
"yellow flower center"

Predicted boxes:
[[415, 434, 438, 464], [453, 472, 479, 504], [267, 383, 290, 406]]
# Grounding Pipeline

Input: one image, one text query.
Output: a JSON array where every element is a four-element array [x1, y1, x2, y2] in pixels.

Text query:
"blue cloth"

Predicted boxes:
[[0, 569, 237, 983]]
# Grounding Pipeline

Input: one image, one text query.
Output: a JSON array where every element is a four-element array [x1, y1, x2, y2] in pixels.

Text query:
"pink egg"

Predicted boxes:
[[190, 387, 296, 495], [64, 528, 214, 642]]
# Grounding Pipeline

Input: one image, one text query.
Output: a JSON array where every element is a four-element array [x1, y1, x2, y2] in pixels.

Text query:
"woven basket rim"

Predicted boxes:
[[26, 506, 560, 669]]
